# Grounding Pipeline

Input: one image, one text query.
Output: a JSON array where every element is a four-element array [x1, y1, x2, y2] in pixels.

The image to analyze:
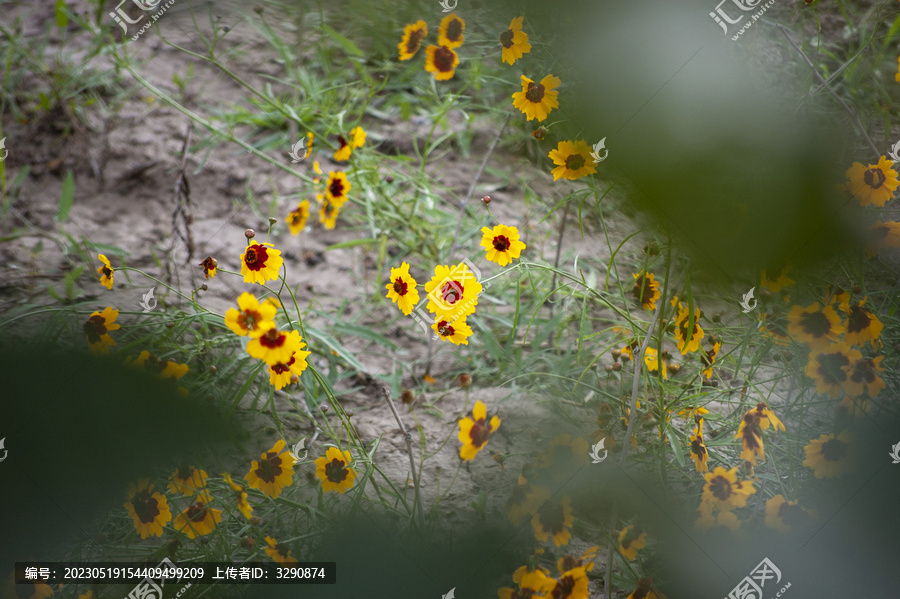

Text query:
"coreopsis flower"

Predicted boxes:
[[674, 303, 704, 354], [318, 200, 341, 230], [765, 495, 812, 534], [96, 254, 114, 289], [735, 410, 765, 466], [556, 546, 599, 575], [617, 523, 647, 560], [758, 311, 792, 346], [537, 434, 591, 472], [303, 131, 314, 159], [424, 44, 459, 80], [761, 266, 794, 293], [748, 401, 786, 431], [787, 302, 845, 348], [700, 341, 721, 379], [631, 271, 660, 311], [225, 292, 277, 337], [532, 495, 574, 546], [512, 75, 560, 122], [544, 566, 590, 599], [501, 561, 555, 598], [167, 465, 208, 496], [499, 16, 531, 65], [896, 55, 900, 82], [627, 578, 667, 599], [700, 466, 755, 511], [804, 342, 861, 398], [314, 446, 357, 494], [83, 307, 120, 354], [506, 474, 551, 526], [825, 285, 851, 313], [240, 241, 283, 285], [248, 326, 302, 366], [802, 431, 853, 479], [843, 355, 885, 398], [398, 20, 427, 60], [841, 298, 883, 348], [433, 317, 474, 345], [222, 473, 252, 519], [548, 140, 597, 181], [458, 400, 500, 460], [385, 261, 420, 315], [424, 262, 483, 319], [695, 508, 740, 532], [865, 220, 900, 258], [264, 536, 299, 565], [244, 440, 295, 499], [267, 340, 311, 390], [173, 489, 222, 539], [844, 156, 898, 207], [124, 479, 172, 539], [437, 12, 465, 48], [332, 127, 365, 162], [480, 224, 526, 266], [199, 256, 217, 279], [689, 419, 709, 473], [287, 200, 311, 235], [325, 171, 351, 206], [643, 347, 668, 379]]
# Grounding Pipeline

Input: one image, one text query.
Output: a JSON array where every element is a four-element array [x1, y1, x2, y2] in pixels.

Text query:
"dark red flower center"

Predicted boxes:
[[329, 177, 345, 198], [709, 476, 733, 501], [846, 305, 872, 334], [271, 355, 296, 375], [565, 153, 585, 171], [524, 81, 545, 103], [244, 244, 269, 271], [537, 501, 566, 534], [324, 458, 349, 483], [337, 135, 348, 150], [101, 266, 113, 278], [434, 46, 455, 72], [798, 310, 832, 337], [849, 359, 876, 384], [467, 418, 491, 448], [437, 320, 454, 337], [551, 574, 576, 599], [260, 328, 286, 349], [175, 464, 193, 481], [864, 167, 886, 189], [440, 280, 464, 305], [492, 235, 511, 251], [445, 19, 463, 42], [186, 501, 209, 522], [631, 274, 654, 305], [132, 488, 161, 523], [500, 29, 514, 48], [815, 351, 849, 385], [821, 438, 848, 461], [691, 437, 707, 459], [255, 455, 283, 483], [778, 501, 808, 528], [393, 277, 408, 295], [83, 315, 107, 344], [406, 28, 425, 53]]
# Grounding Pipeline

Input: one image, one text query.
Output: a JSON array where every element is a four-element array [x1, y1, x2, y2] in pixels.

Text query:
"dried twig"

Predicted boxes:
[[166, 123, 195, 286], [383, 386, 426, 527]]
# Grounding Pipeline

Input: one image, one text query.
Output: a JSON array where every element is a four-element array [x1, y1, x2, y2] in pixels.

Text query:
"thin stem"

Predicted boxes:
[[382, 386, 426, 528]]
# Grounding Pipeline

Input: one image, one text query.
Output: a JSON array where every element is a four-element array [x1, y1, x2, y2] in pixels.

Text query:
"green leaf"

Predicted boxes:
[[55, 0, 68, 28], [306, 327, 369, 374], [57, 170, 74, 222], [667, 429, 686, 468], [321, 23, 364, 57], [325, 237, 379, 251], [332, 322, 399, 351]]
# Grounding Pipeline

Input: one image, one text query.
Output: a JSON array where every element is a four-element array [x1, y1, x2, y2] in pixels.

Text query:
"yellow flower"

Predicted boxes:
[[531, 495, 574, 546], [325, 171, 351, 206], [804, 342, 861, 398], [424, 262, 483, 319], [545, 566, 590, 599], [96, 254, 114, 289], [506, 474, 550, 526], [398, 20, 427, 60], [865, 220, 900, 258], [222, 473, 253, 520], [747, 401, 785, 432], [267, 341, 311, 391], [765, 494, 811, 534], [199, 256, 217, 279], [459, 400, 501, 460], [245, 440, 294, 499], [248, 325, 302, 366], [843, 355, 885, 398], [124, 479, 172, 539], [674, 303, 704, 354], [695, 509, 740, 532], [480, 224, 526, 266], [318, 199, 341, 230], [287, 200, 311, 235], [841, 297, 883, 348], [735, 410, 765, 466], [548, 140, 597, 181], [761, 266, 794, 293], [438, 12, 465, 48], [385, 262, 420, 315], [845, 156, 899, 207], [225, 292, 278, 338], [173, 489, 222, 539], [617, 523, 647, 560], [700, 341, 721, 379], [265, 535, 299, 565], [700, 466, 755, 511], [83, 307, 120, 354], [167, 465, 208, 496], [631, 271, 661, 311], [240, 241, 283, 285], [499, 16, 531, 65], [627, 578, 667, 599], [512, 74, 561, 122], [303, 131, 314, 159], [643, 347, 668, 379], [802, 431, 854, 479], [424, 44, 459, 81], [787, 302, 845, 348], [689, 419, 709, 473], [314, 446, 357, 494], [556, 546, 599, 575]]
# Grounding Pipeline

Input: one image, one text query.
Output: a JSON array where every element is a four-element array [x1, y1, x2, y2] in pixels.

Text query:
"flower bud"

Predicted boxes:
[[244, 229, 256, 239], [612, 362, 622, 371], [482, 195, 491, 205], [458, 373, 471, 388], [269, 217, 277, 225], [200, 283, 208, 291], [401, 389, 415, 404], [241, 536, 255, 550]]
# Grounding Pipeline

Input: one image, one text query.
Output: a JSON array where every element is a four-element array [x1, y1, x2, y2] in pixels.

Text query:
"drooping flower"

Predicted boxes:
[[512, 75, 561, 122], [124, 479, 172, 539], [267, 341, 311, 391], [325, 171, 351, 206], [689, 419, 709, 473], [842, 355, 885, 398], [804, 342, 861, 398], [225, 292, 278, 338], [287, 200, 311, 235], [240, 241, 283, 285], [247, 325, 301, 366], [695, 508, 741, 532], [459, 400, 500, 460], [845, 156, 898, 207], [424, 44, 460, 80], [548, 140, 597, 181], [318, 199, 341, 230], [438, 13, 465, 48], [499, 16, 531, 65], [173, 489, 222, 539], [787, 302, 845, 348], [423, 262, 483, 320], [167, 465, 208, 496], [385, 262, 420, 315], [864, 221, 900, 258], [700, 466, 756, 511], [840, 298, 883, 348], [617, 523, 647, 560], [627, 578, 667, 599], [303, 131, 314, 159], [760, 266, 794, 293], [674, 303, 704, 354], [765, 494, 812, 534], [332, 128, 365, 162], [222, 473, 253, 520], [314, 446, 357, 494], [749, 401, 786, 431], [83, 307, 121, 354], [700, 341, 721, 379], [531, 495, 574, 546], [506, 474, 551, 526], [481, 224, 527, 266], [398, 20, 427, 60], [264, 535, 299, 565], [631, 271, 661, 311], [643, 347, 668, 380], [244, 440, 294, 499], [802, 431, 853, 479], [96, 254, 114, 289], [735, 410, 765, 466], [199, 256, 217, 279]]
